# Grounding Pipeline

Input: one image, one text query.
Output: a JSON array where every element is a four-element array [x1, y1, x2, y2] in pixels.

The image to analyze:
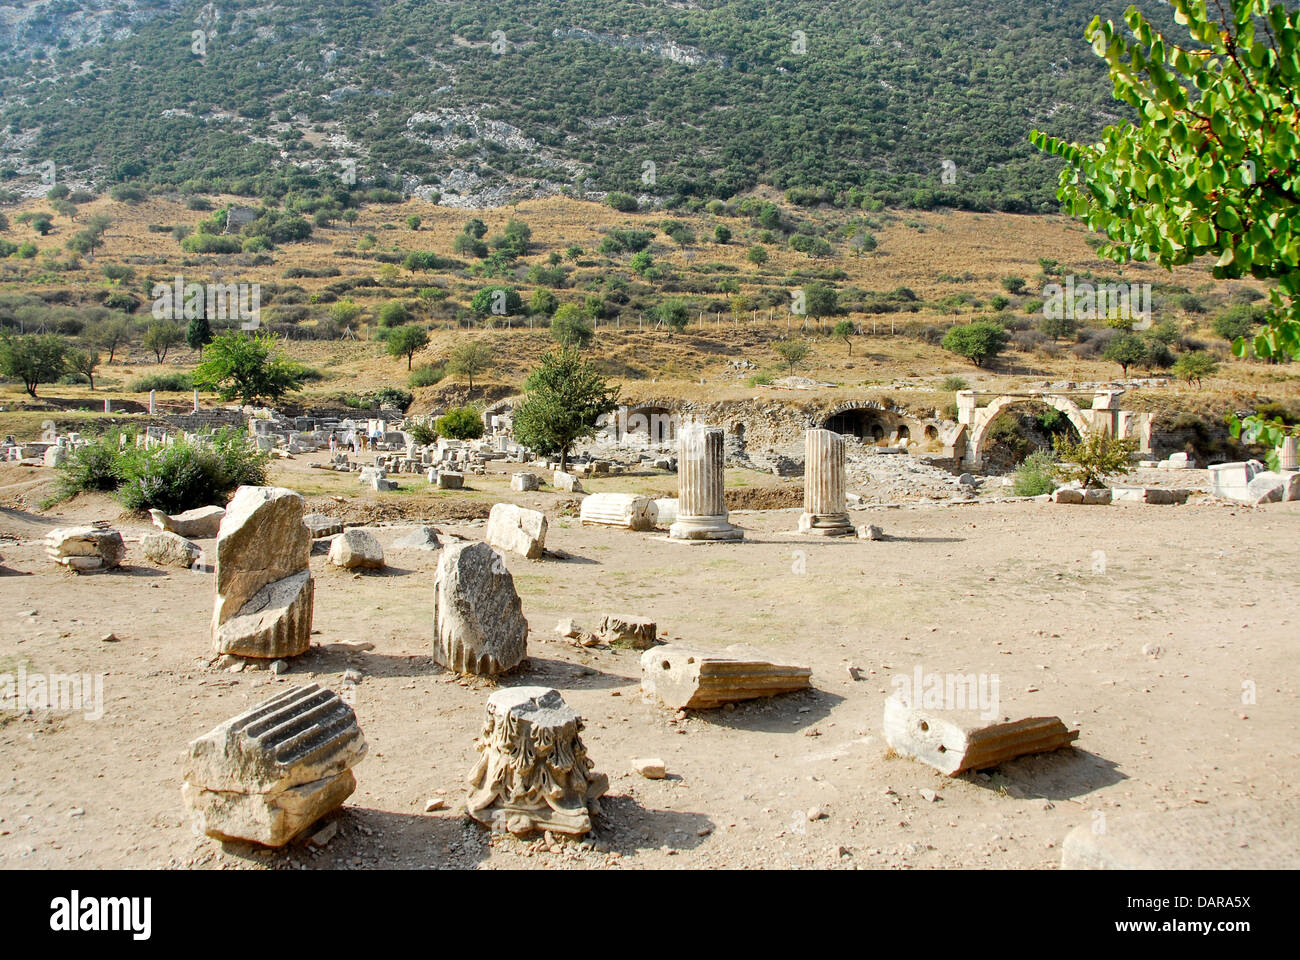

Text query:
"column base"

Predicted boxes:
[[797, 512, 854, 536], [669, 516, 744, 541]]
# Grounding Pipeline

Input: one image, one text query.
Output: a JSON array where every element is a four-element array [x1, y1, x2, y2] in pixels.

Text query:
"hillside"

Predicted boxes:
[[0, 0, 1177, 210], [0, 191, 1292, 456]]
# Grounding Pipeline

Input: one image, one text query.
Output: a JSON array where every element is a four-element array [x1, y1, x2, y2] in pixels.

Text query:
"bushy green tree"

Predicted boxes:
[[387, 324, 429, 369], [0, 334, 67, 397], [192, 331, 309, 404], [1172, 350, 1218, 387], [447, 341, 493, 392], [436, 405, 484, 440], [1102, 332, 1149, 376], [942, 322, 1007, 367], [550, 303, 594, 348], [513, 346, 620, 472]]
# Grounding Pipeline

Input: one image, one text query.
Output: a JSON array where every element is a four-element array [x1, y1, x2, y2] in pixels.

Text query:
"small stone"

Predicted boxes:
[[632, 758, 667, 780], [424, 798, 447, 812], [69, 807, 84, 818], [100, 633, 119, 643], [807, 806, 826, 822], [919, 788, 940, 803], [270, 660, 288, 676]]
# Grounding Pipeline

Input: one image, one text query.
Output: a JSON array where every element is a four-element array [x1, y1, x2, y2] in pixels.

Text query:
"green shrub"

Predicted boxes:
[[129, 372, 193, 392], [52, 435, 124, 502], [436, 405, 484, 440], [1012, 450, 1058, 496], [406, 420, 437, 445], [409, 364, 445, 388], [941, 375, 968, 391], [114, 429, 270, 513]]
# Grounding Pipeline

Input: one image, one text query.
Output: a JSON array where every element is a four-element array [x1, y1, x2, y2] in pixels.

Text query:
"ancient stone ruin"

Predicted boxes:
[[433, 541, 528, 674], [580, 492, 658, 531], [182, 683, 367, 847], [45, 527, 125, 573], [485, 502, 547, 559], [212, 486, 314, 659], [641, 644, 811, 709], [882, 694, 1079, 776], [465, 686, 607, 837], [327, 528, 385, 570], [798, 428, 853, 536], [669, 423, 743, 541]]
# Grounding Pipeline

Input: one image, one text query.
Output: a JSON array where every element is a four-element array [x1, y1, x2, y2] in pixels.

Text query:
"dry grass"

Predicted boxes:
[[0, 195, 1294, 432]]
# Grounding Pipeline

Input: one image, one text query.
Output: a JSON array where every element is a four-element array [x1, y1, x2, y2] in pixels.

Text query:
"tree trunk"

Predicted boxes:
[[560, 448, 569, 473]]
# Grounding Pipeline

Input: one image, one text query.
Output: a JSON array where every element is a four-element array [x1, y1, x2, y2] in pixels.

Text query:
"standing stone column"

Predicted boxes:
[[798, 428, 853, 536], [669, 423, 742, 541], [1280, 435, 1298, 472]]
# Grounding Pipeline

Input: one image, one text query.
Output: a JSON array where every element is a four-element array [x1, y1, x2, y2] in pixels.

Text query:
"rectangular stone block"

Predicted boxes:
[[641, 644, 811, 710]]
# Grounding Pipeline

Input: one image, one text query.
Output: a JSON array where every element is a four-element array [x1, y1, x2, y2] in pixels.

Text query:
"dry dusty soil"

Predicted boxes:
[[0, 457, 1297, 870]]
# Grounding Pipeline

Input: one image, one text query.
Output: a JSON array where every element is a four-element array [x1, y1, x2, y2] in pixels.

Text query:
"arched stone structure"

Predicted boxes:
[[958, 390, 1153, 467]]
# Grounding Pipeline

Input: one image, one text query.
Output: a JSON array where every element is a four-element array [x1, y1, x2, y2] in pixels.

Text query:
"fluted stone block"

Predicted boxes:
[[182, 683, 367, 847], [580, 493, 658, 531], [641, 644, 811, 709], [466, 686, 607, 837], [798, 428, 853, 536], [669, 424, 742, 541]]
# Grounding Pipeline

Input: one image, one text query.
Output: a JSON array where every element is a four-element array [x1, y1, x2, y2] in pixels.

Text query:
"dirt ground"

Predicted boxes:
[[0, 454, 1296, 870]]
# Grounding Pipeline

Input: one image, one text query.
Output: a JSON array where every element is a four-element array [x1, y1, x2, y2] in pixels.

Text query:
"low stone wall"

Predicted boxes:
[[162, 409, 248, 432]]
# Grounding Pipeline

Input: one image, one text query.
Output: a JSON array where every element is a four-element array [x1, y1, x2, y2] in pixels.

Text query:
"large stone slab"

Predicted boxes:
[[212, 486, 313, 659], [149, 505, 226, 539], [328, 529, 385, 569], [553, 470, 583, 493], [140, 530, 203, 568], [46, 527, 125, 573], [485, 502, 547, 560], [882, 694, 1079, 776], [182, 683, 367, 847], [1062, 803, 1297, 869], [1208, 459, 1266, 501], [433, 541, 528, 675], [466, 686, 606, 837], [580, 493, 658, 531], [1243, 470, 1300, 505], [640, 644, 811, 710]]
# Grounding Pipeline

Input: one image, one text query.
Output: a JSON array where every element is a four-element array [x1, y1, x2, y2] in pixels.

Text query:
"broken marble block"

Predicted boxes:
[[882, 693, 1079, 776], [149, 505, 225, 539], [393, 526, 441, 551], [46, 527, 125, 573], [433, 541, 528, 675], [303, 513, 344, 539], [510, 472, 540, 492], [485, 502, 547, 560], [640, 644, 812, 710], [328, 529, 385, 570], [598, 614, 658, 649], [652, 497, 678, 528], [437, 471, 464, 490], [140, 530, 203, 568], [466, 686, 607, 837], [1052, 487, 1112, 505], [181, 683, 367, 847], [1244, 470, 1300, 505], [1110, 487, 1191, 505], [580, 493, 658, 531], [553, 470, 583, 493], [1061, 802, 1297, 870], [212, 486, 314, 659]]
